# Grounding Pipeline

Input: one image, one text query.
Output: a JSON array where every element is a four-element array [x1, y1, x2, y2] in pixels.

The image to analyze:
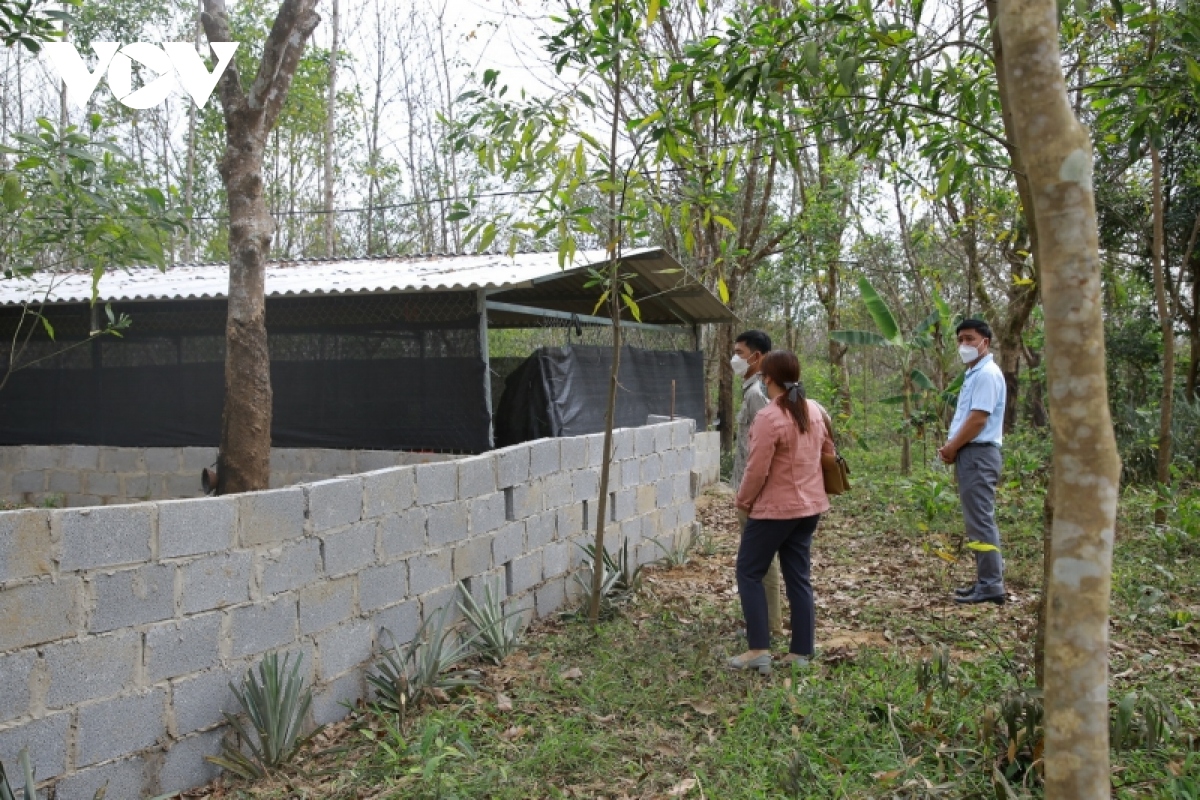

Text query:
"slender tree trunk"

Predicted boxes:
[[1151, 144, 1173, 524], [1183, 208, 1200, 402], [589, 0, 623, 626], [202, 0, 322, 494], [323, 0, 340, 257], [998, 2, 1121, 797]]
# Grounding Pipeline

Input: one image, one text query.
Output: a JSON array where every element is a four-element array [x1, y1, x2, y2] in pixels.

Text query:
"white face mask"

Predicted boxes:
[[958, 344, 980, 364], [731, 354, 750, 377]]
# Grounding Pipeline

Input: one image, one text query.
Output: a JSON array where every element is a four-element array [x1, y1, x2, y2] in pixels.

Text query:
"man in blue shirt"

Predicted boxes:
[[938, 319, 1007, 605]]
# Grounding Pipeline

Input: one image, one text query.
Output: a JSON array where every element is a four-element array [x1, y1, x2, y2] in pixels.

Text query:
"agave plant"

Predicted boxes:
[[651, 528, 694, 568], [205, 651, 322, 780], [369, 605, 480, 725], [457, 578, 527, 665], [572, 538, 641, 617], [0, 748, 135, 800]]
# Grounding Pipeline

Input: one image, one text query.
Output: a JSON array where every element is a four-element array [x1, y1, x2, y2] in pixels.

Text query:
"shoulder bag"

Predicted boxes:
[[817, 407, 851, 495]]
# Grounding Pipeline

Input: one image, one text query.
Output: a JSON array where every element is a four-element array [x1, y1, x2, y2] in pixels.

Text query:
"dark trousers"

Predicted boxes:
[[955, 444, 1005, 595], [736, 515, 820, 654]]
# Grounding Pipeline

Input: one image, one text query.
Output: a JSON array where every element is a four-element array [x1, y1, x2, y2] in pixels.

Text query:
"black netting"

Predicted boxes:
[[0, 293, 489, 452], [493, 345, 704, 447]]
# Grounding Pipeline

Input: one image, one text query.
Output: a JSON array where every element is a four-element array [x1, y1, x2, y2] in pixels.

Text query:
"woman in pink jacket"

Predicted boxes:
[[729, 350, 834, 674]]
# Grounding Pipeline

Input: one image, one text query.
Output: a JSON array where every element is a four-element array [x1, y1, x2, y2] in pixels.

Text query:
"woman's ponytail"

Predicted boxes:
[[760, 351, 810, 434]]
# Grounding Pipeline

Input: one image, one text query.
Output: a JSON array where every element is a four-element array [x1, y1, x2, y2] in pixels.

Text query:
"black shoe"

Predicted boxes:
[[954, 591, 1006, 606], [954, 585, 978, 598]]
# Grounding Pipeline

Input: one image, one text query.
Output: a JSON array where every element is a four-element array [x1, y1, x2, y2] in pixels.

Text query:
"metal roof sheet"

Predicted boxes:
[[0, 247, 734, 324]]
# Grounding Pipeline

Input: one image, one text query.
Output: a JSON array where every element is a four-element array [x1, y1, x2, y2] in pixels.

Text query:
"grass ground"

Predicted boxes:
[[196, 440, 1200, 800]]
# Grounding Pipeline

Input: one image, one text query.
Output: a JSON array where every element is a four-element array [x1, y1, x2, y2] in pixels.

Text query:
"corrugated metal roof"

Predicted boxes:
[[0, 247, 734, 324], [0, 249, 613, 306]]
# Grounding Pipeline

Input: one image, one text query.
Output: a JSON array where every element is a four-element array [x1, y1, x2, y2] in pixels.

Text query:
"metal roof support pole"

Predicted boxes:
[[478, 289, 495, 449]]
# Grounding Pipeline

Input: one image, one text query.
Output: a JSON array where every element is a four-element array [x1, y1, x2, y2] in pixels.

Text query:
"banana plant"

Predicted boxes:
[[832, 276, 947, 474]]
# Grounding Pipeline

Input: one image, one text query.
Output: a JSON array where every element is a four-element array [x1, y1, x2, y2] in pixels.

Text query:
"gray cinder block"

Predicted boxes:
[[47, 470, 82, 495], [426, 503, 468, 547], [641, 454, 663, 484], [372, 598, 420, 650], [381, 508, 427, 558], [165, 473, 199, 499], [355, 450, 401, 472], [494, 444, 530, 490], [261, 538, 323, 596], [99, 447, 142, 472], [613, 489, 636, 521], [556, 504, 584, 539], [359, 561, 408, 612], [0, 650, 36, 724], [407, 548, 452, 596], [542, 541, 570, 579], [89, 563, 176, 633], [585, 432, 607, 468], [159, 496, 237, 559], [179, 551, 253, 614], [83, 471, 121, 498], [144, 448, 182, 473], [299, 577, 356, 635], [181, 447, 218, 472], [0, 508, 53, 582], [457, 455, 497, 499], [528, 439, 560, 479], [238, 487, 306, 546], [362, 466, 416, 519], [171, 665, 240, 734], [508, 552, 542, 595], [229, 596, 298, 658], [611, 428, 634, 460], [310, 448, 353, 477], [559, 436, 588, 471], [312, 670, 364, 727], [492, 521, 525, 567], [634, 426, 657, 457], [159, 729, 223, 796], [55, 754, 149, 800], [415, 461, 458, 505], [0, 712, 71, 784], [571, 469, 600, 504], [540, 472, 572, 511], [44, 630, 141, 709], [11, 470, 46, 494], [75, 689, 167, 767], [145, 612, 223, 682], [469, 492, 507, 536], [452, 535, 493, 582], [535, 576, 567, 617], [321, 521, 377, 577], [22, 445, 60, 470], [57, 503, 154, 571], [316, 619, 374, 680], [307, 477, 364, 532], [0, 577, 82, 651], [508, 481, 542, 519], [526, 510, 556, 549]]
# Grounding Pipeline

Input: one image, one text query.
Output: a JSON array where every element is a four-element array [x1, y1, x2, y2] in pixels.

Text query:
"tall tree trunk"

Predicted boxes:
[[323, 0, 339, 257], [589, 0, 623, 626], [202, 0, 321, 494], [1151, 144, 1173, 524], [998, 2, 1121, 797]]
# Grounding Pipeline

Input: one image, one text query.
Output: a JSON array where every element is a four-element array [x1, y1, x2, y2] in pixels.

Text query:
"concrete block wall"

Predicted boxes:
[[0, 420, 713, 799], [0, 446, 456, 509], [693, 431, 721, 487]]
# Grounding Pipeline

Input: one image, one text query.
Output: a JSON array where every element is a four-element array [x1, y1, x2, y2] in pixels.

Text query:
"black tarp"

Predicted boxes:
[[0, 295, 492, 453], [494, 345, 704, 447]]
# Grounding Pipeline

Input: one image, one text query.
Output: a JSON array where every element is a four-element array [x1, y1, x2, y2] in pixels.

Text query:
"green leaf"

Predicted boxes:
[[1, 174, 22, 211], [910, 369, 935, 391], [857, 277, 902, 344], [478, 223, 498, 252], [914, 309, 941, 336], [831, 329, 888, 346], [717, 277, 730, 305], [966, 542, 1000, 552], [647, 0, 660, 27], [623, 296, 642, 322], [40, 315, 55, 341], [592, 290, 610, 316]]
